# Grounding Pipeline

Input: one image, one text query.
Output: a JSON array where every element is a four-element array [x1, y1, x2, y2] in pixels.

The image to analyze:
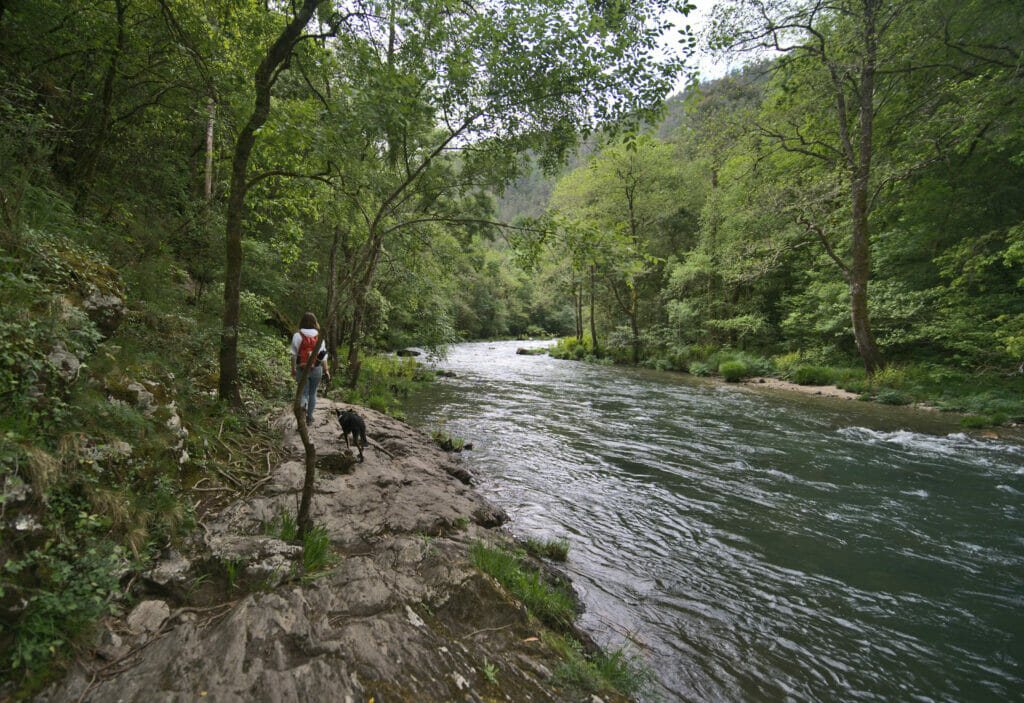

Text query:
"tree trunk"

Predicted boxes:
[[630, 286, 640, 365], [589, 265, 599, 357], [346, 235, 384, 388], [325, 224, 340, 367], [576, 282, 583, 341], [204, 95, 215, 201], [293, 362, 317, 537], [75, 0, 126, 212], [218, 0, 323, 406], [848, 0, 884, 374]]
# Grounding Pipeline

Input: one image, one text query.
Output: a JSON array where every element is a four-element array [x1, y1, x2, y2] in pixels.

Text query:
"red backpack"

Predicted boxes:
[[297, 332, 319, 369]]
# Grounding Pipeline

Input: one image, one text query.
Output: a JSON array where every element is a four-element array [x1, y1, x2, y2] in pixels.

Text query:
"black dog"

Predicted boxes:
[[337, 410, 367, 461]]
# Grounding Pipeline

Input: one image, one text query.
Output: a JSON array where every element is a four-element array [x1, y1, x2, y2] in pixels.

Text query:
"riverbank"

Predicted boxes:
[[741, 376, 860, 400], [543, 337, 1024, 432], [36, 400, 633, 703]]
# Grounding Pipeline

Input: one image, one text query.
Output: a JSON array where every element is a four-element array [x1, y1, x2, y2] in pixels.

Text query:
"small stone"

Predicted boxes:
[[127, 600, 170, 634], [47, 342, 81, 383], [405, 605, 425, 628], [126, 382, 155, 414], [145, 549, 191, 589], [96, 631, 127, 661], [14, 514, 43, 533]]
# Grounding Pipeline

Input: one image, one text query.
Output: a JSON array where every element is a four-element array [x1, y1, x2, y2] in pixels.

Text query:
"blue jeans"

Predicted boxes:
[[298, 365, 322, 423]]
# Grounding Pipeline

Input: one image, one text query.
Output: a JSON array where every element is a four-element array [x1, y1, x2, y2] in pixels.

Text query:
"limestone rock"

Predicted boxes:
[[38, 399, 608, 703], [127, 600, 170, 634], [47, 342, 80, 384], [125, 381, 155, 414], [143, 549, 192, 593], [82, 291, 126, 337]]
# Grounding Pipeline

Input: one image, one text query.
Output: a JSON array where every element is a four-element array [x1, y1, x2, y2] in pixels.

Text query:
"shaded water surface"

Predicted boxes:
[[403, 341, 1024, 702]]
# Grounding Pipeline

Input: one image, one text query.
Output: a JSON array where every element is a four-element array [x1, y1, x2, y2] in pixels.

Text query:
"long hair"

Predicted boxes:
[[299, 311, 319, 331]]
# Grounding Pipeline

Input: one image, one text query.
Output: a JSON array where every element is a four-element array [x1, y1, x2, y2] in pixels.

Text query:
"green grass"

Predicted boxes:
[[543, 632, 654, 699], [718, 360, 749, 382], [301, 525, 336, 578], [524, 536, 570, 561], [431, 429, 466, 452], [263, 507, 299, 542], [470, 542, 575, 628], [791, 365, 836, 385]]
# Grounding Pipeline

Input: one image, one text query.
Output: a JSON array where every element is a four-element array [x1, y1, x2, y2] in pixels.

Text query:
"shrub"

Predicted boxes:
[[548, 336, 594, 360], [792, 366, 836, 385], [871, 365, 907, 389], [524, 537, 570, 561], [875, 388, 910, 405], [960, 414, 991, 428], [719, 360, 748, 381], [688, 361, 712, 377], [773, 351, 804, 375], [366, 392, 390, 412]]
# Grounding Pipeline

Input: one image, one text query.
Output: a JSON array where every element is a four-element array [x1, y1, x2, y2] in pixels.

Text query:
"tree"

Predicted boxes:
[[550, 135, 679, 362], [709, 0, 1024, 372], [218, 0, 330, 405], [303, 0, 694, 385]]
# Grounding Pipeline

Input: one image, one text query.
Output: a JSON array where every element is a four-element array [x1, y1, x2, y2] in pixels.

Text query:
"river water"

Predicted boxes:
[[402, 340, 1024, 702]]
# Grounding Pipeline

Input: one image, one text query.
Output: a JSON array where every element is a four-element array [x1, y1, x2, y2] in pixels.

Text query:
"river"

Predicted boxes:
[[402, 340, 1024, 702]]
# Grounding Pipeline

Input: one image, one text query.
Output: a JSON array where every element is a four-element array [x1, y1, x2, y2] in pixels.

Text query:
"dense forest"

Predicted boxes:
[[493, 0, 1024, 420], [0, 0, 1022, 695]]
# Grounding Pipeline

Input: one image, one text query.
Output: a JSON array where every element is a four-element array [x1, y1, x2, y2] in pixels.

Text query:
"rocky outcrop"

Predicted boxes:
[[38, 400, 621, 703], [82, 291, 126, 338]]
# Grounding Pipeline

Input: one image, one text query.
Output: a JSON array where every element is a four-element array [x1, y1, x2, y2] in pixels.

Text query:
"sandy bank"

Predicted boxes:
[[741, 376, 861, 400]]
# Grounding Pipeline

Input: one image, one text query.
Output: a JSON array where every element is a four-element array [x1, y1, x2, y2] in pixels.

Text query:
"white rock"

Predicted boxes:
[[405, 604, 425, 628], [127, 600, 170, 634]]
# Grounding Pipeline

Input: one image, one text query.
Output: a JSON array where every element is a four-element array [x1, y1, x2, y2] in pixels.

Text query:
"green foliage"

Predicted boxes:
[[301, 525, 336, 578], [480, 657, 499, 685], [470, 542, 575, 628], [431, 429, 467, 452], [718, 360, 748, 381], [688, 361, 712, 377], [263, 507, 299, 542], [543, 633, 654, 699], [960, 414, 993, 429], [335, 354, 431, 415], [792, 366, 836, 386], [3, 535, 125, 674], [548, 336, 596, 361], [874, 389, 911, 406], [523, 537, 570, 562]]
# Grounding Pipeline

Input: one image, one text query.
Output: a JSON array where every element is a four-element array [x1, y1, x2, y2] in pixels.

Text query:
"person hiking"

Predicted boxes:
[[290, 312, 330, 424]]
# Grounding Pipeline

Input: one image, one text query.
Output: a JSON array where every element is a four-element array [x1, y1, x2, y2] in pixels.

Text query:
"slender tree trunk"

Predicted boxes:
[[293, 362, 316, 537], [630, 287, 640, 364], [204, 95, 215, 201], [576, 282, 583, 341], [589, 265, 599, 357], [849, 0, 884, 374], [325, 224, 340, 367], [346, 235, 384, 388], [75, 0, 126, 212], [218, 0, 322, 406]]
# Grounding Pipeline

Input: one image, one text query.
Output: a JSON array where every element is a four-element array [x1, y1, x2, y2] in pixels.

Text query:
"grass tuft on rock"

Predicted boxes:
[[523, 536, 570, 562], [470, 542, 575, 628]]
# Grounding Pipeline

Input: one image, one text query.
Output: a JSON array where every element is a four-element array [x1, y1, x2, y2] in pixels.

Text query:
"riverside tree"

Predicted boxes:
[[707, 0, 1024, 373]]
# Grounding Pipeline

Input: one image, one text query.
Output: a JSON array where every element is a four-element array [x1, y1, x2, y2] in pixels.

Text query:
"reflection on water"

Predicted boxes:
[[403, 341, 1024, 702]]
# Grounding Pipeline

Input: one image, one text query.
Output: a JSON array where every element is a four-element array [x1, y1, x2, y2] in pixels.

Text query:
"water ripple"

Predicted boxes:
[[405, 341, 1024, 702]]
